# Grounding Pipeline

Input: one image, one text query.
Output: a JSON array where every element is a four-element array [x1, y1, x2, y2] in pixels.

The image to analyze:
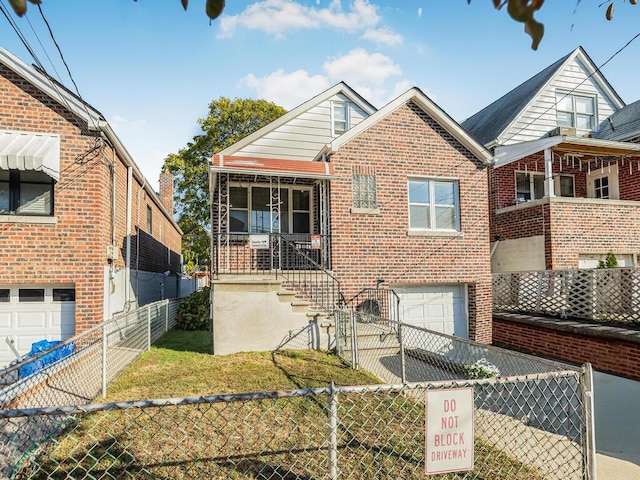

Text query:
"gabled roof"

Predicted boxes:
[[216, 82, 377, 156], [594, 99, 640, 142], [461, 46, 625, 147], [0, 46, 180, 232], [320, 87, 492, 164]]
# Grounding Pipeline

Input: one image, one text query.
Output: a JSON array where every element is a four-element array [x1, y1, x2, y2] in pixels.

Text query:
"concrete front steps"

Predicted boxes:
[[211, 275, 334, 354]]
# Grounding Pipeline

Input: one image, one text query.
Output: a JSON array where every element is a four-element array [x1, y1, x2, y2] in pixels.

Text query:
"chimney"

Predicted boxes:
[[159, 170, 174, 217]]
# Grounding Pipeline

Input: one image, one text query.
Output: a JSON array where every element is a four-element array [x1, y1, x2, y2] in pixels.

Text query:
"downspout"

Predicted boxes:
[[125, 167, 133, 310]]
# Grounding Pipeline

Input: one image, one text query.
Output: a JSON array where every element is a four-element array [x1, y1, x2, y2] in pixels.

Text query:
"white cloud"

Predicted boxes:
[[323, 48, 401, 87], [417, 7, 422, 19], [360, 27, 403, 47], [239, 69, 331, 109], [239, 48, 414, 109], [218, 0, 384, 38]]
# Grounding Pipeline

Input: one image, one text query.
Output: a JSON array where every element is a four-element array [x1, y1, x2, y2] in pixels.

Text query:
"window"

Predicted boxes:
[[557, 175, 575, 197], [19, 288, 45, 302], [515, 172, 545, 202], [594, 176, 609, 199], [0, 289, 9, 302], [53, 288, 75, 302], [556, 92, 596, 130], [332, 102, 349, 136], [0, 169, 54, 216], [352, 168, 377, 209], [229, 186, 311, 234], [408, 178, 459, 231], [146, 205, 153, 234]]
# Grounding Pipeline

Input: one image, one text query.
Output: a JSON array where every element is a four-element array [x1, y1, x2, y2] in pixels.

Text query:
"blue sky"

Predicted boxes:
[[1, 0, 639, 186]]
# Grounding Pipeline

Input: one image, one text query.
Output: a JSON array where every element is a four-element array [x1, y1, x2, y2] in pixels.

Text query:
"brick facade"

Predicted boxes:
[[491, 154, 640, 269], [0, 63, 181, 333], [493, 314, 640, 381], [329, 102, 493, 343]]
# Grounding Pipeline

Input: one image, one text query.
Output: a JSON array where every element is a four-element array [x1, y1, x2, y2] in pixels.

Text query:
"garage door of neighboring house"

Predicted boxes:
[[0, 285, 76, 368], [395, 284, 468, 339]]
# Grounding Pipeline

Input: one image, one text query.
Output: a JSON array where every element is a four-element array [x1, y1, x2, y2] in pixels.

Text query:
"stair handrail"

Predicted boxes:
[[276, 235, 342, 314]]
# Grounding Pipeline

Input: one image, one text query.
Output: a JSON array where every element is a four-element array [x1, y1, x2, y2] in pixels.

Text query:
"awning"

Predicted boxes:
[[211, 154, 338, 180], [0, 130, 61, 181], [494, 135, 640, 168]]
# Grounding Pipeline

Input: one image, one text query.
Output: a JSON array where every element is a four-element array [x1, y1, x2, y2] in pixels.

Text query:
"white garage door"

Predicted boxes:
[[0, 285, 76, 368], [396, 284, 468, 338]]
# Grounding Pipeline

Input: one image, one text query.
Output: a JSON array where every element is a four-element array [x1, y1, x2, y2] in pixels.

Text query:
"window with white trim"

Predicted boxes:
[[0, 169, 54, 216], [593, 176, 609, 199], [556, 174, 575, 197], [332, 101, 349, 136], [556, 92, 596, 130], [408, 178, 460, 231], [229, 185, 312, 234], [515, 172, 545, 202]]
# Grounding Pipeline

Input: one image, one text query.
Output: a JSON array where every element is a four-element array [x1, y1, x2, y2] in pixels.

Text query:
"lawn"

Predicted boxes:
[[18, 329, 543, 480]]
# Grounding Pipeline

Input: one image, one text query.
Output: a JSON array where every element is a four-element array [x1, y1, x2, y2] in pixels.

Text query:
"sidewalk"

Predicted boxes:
[[597, 453, 640, 479]]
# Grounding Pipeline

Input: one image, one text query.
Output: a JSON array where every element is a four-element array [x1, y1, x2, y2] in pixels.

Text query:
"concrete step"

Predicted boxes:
[[276, 290, 297, 302]]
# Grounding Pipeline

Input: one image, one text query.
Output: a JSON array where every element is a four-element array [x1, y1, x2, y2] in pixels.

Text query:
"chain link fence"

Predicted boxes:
[[0, 300, 596, 479], [2, 378, 592, 480], [334, 309, 596, 479], [493, 268, 640, 324]]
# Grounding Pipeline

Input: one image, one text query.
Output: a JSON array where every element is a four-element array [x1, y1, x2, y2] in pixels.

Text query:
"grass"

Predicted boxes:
[[19, 329, 544, 480]]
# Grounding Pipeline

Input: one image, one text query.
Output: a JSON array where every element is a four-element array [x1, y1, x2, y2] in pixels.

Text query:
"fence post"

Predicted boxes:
[[398, 320, 406, 384], [328, 382, 339, 480], [102, 321, 107, 398], [581, 363, 597, 480], [349, 309, 358, 369], [165, 300, 169, 333], [147, 305, 152, 350]]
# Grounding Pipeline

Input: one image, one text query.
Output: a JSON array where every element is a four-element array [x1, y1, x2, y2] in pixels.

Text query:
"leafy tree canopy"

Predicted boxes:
[[163, 97, 287, 274]]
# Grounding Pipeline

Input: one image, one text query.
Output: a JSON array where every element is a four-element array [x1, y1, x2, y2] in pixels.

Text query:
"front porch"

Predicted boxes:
[[491, 135, 640, 271]]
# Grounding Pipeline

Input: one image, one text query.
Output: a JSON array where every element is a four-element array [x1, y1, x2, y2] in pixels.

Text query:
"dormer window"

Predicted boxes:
[[556, 92, 595, 131], [332, 101, 349, 136]]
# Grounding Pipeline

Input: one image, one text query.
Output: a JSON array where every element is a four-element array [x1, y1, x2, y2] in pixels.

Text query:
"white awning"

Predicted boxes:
[[494, 135, 640, 168], [0, 130, 61, 181]]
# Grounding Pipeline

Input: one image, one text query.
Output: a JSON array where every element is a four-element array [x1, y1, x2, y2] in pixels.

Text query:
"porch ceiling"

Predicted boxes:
[[210, 154, 339, 180], [494, 135, 640, 168]]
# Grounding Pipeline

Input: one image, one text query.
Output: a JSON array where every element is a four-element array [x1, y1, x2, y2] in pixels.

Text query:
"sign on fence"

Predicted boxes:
[[425, 388, 474, 474], [249, 235, 269, 249]]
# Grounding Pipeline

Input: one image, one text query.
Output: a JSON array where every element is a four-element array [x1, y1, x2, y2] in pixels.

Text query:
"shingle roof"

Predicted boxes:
[[594, 99, 640, 142], [461, 52, 572, 146]]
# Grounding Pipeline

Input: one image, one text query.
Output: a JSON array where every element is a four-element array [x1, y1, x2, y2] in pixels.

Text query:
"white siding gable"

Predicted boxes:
[[499, 55, 620, 146], [233, 93, 370, 160]]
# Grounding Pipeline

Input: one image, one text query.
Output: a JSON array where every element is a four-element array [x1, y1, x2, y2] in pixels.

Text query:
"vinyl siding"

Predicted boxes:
[[500, 56, 619, 145], [234, 93, 370, 160]]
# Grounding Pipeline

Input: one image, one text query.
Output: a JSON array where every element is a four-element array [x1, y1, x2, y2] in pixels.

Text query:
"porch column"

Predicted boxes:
[[544, 148, 555, 197]]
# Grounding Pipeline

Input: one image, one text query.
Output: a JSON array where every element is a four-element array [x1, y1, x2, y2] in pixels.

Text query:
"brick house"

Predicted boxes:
[[0, 47, 182, 366], [462, 46, 640, 272], [210, 83, 493, 353]]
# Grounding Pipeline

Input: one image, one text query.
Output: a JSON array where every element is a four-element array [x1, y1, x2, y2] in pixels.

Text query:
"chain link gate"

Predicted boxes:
[[335, 309, 596, 479]]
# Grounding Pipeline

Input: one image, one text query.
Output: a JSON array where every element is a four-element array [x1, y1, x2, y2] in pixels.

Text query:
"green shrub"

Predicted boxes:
[[176, 287, 210, 330], [598, 250, 619, 269]]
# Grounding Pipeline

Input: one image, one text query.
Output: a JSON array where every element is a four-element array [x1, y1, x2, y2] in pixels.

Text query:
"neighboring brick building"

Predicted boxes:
[[462, 46, 640, 272], [210, 83, 493, 349], [0, 47, 182, 367]]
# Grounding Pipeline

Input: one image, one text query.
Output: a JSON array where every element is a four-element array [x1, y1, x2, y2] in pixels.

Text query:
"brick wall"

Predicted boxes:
[[329, 101, 493, 343], [0, 64, 181, 332], [493, 315, 640, 381]]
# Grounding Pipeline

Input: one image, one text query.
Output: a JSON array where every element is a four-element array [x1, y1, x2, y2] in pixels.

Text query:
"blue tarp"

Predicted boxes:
[[18, 340, 75, 379]]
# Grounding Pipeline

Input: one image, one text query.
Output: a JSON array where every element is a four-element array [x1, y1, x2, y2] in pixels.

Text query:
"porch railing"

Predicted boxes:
[[493, 268, 640, 324], [212, 233, 331, 275]]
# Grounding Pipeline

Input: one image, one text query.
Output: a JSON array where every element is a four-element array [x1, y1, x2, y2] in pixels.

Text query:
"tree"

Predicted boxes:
[[162, 97, 287, 273], [9, 0, 636, 50]]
